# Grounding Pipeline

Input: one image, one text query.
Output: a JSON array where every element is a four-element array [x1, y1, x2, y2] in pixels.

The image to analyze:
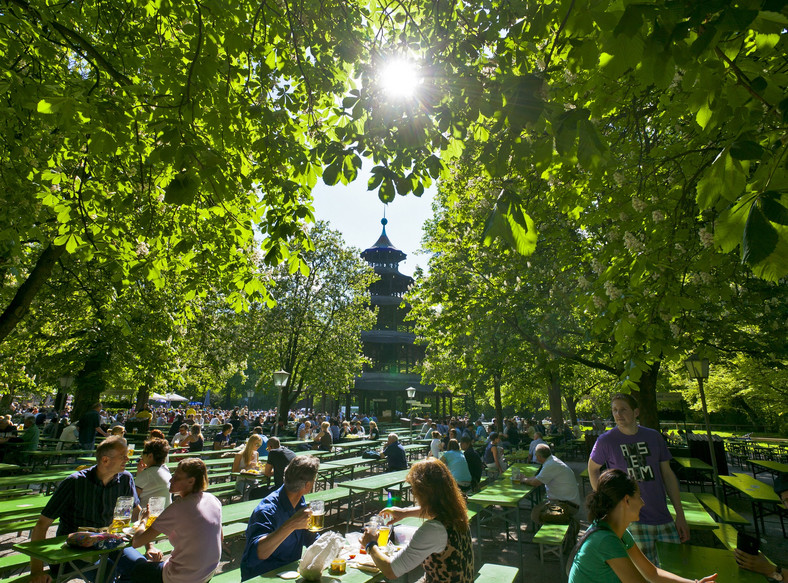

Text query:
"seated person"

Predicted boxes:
[[439, 439, 472, 489], [171, 424, 189, 448], [134, 438, 172, 510], [212, 423, 234, 450], [460, 435, 483, 489], [360, 459, 474, 583], [241, 456, 320, 580], [568, 469, 716, 583], [181, 424, 204, 452], [263, 437, 296, 489], [117, 459, 222, 583], [735, 473, 787, 580], [29, 436, 140, 583], [381, 433, 408, 472]]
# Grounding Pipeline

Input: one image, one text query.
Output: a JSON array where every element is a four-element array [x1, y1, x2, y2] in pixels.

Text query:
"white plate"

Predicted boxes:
[[277, 571, 300, 580], [122, 527, 137, 535]]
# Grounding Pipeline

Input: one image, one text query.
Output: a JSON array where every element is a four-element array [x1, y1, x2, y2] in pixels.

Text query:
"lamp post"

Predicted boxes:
[[272, 370, 290, 436], [246, 388, 255, 409], [684, 355, 720, 499]]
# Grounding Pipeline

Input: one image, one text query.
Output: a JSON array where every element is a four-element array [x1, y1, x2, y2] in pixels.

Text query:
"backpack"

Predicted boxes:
[[565, 525, 600, 576]]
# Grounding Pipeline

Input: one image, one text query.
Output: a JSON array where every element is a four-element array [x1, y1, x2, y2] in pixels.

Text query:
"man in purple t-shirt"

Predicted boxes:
[[588, 393, 688, 564]]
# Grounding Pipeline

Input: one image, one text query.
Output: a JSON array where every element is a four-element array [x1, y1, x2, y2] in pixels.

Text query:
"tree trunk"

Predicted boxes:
[[0, 242, 66, 344], [0, 394, 14, 414], [548, 369, 564, 428], [493, 373, 503, 432], [565, 394, 578, 425], [633, 360, 661, 430], [71, 346, 110, 423], [731, 396, 765, 432], [135, 386, 150, 412]]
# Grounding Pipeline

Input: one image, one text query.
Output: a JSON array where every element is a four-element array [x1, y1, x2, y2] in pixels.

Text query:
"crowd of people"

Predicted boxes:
[[9, 395, 786, 583]]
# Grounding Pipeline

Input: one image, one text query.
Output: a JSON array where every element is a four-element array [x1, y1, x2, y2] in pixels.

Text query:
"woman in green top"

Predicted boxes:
[[568, 469, 717, 583]]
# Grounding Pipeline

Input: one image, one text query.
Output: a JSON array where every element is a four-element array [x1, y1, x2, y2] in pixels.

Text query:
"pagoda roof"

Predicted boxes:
[[361, 218, 407, 263]]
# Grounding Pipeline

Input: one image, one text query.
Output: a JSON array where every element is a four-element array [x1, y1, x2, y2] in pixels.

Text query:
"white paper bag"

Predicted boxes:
[[298, 531, 345, 581]]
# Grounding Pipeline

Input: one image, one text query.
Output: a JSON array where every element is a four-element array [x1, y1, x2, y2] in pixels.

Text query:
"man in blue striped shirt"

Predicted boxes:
[[29, 436, 140, 583]]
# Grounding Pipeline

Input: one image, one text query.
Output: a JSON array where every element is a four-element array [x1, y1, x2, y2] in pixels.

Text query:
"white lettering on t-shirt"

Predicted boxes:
[[618, 442, 655, 482]]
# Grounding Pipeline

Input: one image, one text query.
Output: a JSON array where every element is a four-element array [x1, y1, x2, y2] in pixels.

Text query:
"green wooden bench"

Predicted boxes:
[[532, 523, 570, 564], [475, 563, 519, 583], [0, 553, 30, 576], [712, 522, 739, 550], [695, 492, 750, 525], [0, 489, 33, 499], [0, 575, 31, 583]]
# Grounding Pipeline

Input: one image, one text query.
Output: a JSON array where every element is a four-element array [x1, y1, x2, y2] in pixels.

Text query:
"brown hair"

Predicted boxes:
[[143, 438, 170, 466], [611, 392, 638, 410], [587, 469, 637, 521], [177, 458, 208, 493], [407, 459, 469, 531], [96, 436, 127, 461]]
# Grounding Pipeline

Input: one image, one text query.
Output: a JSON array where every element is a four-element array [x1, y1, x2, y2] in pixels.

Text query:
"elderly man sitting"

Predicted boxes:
[[241, 456, 320, 581], [381, 433, 407, 472], [521, 443, 581, 526]]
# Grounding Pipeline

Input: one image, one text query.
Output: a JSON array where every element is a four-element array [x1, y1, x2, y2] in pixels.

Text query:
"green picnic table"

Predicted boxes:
[[673, 457, 715, 492], [720, 473, 781, 538], [318, 456, 383, 487], [26, 449, 96, 470], [748, 459, 788, 480], [466, 477, 535, 574], [0, 493, 51, 520], [14, 534, 126, 583], [342, 470, 410, 529], [656, 541, 766, 582], [666, 492, 719, 531], [243, 557, 383, 582], [0, 469, 76, 495]]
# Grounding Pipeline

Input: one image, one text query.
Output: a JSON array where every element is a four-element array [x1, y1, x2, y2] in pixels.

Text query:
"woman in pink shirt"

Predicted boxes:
[[116, 458, 223, 583]]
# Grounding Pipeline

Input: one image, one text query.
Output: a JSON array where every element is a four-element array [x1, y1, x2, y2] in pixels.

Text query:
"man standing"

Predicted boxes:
[[241, 456, 320, 580], [77, 402, 108, 450], [29, 436, 140, 583], [588, 393, 688, 564], [381, 433, 407, 472], [522, 444, 581, 527]]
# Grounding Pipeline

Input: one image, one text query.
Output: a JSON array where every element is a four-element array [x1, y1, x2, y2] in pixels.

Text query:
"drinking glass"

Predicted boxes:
[[110, 496, 133, 533], [308, 500, 325, 532], [146, 496, 166, 528]]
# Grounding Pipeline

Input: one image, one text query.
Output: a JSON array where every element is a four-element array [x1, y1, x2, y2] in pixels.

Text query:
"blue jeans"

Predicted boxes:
[[114, 547, 164, 583]]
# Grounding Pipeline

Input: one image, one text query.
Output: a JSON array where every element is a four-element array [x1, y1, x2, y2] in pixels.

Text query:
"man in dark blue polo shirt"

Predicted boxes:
[[381, 433, 408, 472], [241, 456, 319, 581], [29, 436, 140, 583]]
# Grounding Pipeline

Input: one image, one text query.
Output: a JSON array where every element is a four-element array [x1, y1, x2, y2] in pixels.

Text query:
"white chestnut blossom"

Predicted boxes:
[[652, 211, 664, 223], [593, 295, 606, 309], [631, 196, 647, 213], [135, 241, 150, 257], [603, 280, 622, 300], [698, 227, 714, 249]]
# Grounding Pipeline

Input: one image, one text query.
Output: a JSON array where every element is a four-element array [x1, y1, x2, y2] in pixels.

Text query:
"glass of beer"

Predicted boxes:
[[308, 500, 325, 532], [146, 496, 166, 528], [377, 525, 391, 547], [110, 496, 133, 533]]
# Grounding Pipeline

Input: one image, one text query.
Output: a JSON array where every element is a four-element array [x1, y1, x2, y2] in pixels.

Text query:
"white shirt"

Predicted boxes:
[[536, 456, 581, 505], [135, 464, 173, 509], [391, 519, 447, 578]]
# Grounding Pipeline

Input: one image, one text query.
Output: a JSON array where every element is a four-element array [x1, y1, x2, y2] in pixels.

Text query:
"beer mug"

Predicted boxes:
[[308, 500, 325, 532], [110, 496, 133, 533], [146, 496, 166, 528], [364, 515, 381, 537]]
